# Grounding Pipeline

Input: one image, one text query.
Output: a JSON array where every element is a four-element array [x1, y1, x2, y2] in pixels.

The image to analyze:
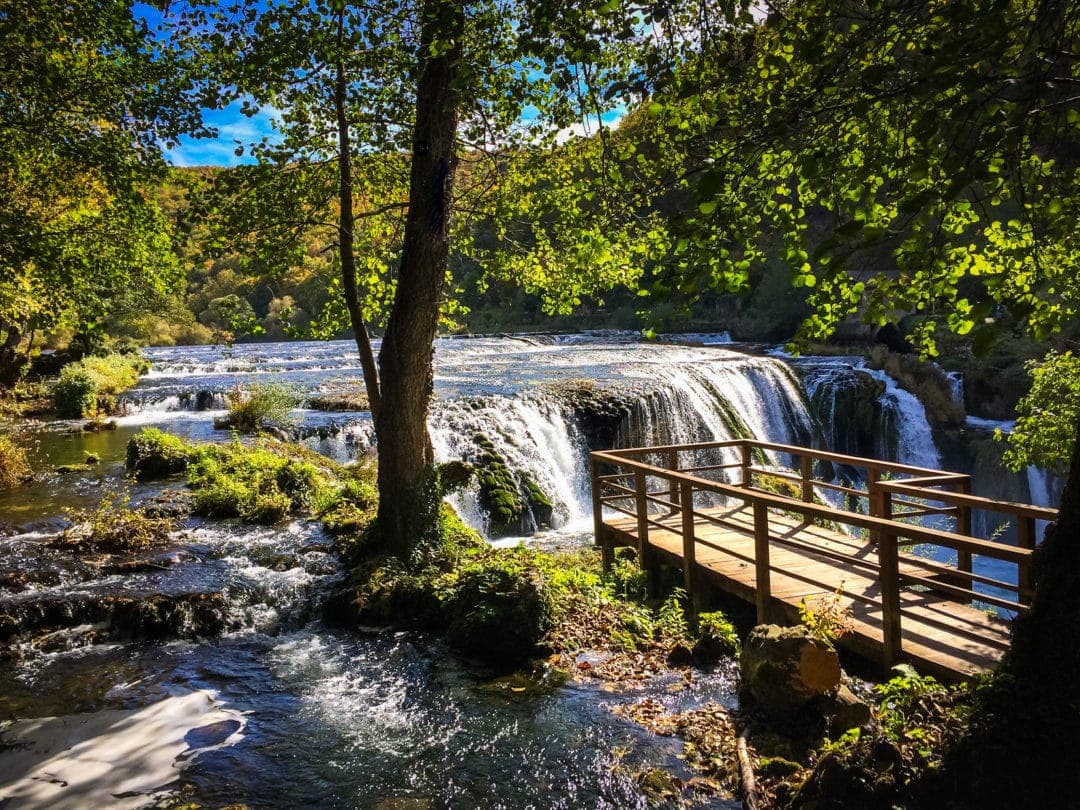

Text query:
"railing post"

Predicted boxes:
[[668, 448, 680, 516], [956, 478, 973, 595], [1018, 516, 1036, 599], [753, 500, 772, 624], [738, 444, 756, 488], [636, 468, 659, 597], [800, 455, 814, 503], [868, 468, 882, 545], [681, 481, 702, 615], [591, 456, 614, 571], [879, 527, 902, 668]]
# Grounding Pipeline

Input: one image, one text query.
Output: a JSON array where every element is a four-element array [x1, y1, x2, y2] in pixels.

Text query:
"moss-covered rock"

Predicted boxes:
[[472, 434, 554, 537], [125, 428, 195, 480], [445, 553, 554, 665]]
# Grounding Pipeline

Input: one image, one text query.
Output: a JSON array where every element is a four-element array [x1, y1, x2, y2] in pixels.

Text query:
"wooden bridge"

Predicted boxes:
[[590, 439, 1058, 681]]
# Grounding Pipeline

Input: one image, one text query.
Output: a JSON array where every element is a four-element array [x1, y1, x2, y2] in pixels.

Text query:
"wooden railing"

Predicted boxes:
[[590, 439, 1057, 666]]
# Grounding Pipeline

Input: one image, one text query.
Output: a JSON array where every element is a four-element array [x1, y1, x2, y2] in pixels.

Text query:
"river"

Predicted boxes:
[[0, 332, 1057, 807]]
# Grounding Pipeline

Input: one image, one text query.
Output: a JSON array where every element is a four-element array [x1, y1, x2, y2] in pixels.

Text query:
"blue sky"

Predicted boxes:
[[165, 101, 281, 167]]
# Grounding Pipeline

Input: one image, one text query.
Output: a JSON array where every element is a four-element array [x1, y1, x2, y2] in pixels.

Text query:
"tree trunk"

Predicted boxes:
[[335, 12, 382, 421], [374, 0, 463, 554], [0, 322, 27, 389], [942, 419, 1080, 806]]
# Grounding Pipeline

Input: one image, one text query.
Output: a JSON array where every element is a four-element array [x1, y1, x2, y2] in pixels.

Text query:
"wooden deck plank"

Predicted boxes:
[[600, 503, 1013, 681]]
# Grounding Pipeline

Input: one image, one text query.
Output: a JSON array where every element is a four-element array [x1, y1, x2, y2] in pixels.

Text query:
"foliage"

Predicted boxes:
[[126, 428, 196, 480], [1002, 351, 1080, 475], [225, 382, 300, 434], [52, 365, 98, 418], [0, 0, 199, 382], [187, 442, 330, 524], [52, 353, 149, 418], [798, 585, 853, 643], [59, 488, 177, 552], [696, 610, 740, 657], [0, 435, 31, 489], [656, 588, 690, 643]]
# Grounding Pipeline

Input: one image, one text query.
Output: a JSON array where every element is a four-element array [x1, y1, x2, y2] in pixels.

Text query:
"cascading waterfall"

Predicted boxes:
[[427, 352, 818, 538], [430, 394, 591, 536], [800, 358, 940, 470]]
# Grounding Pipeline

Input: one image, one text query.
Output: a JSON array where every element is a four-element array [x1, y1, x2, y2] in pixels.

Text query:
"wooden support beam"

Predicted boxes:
[[955, 478, 973, 596], [753, 501, 771, 624], [636, 468, 659, 597], [668, 448, 681, 515], [879, 528, 902, 668], [681, 481, 701, 614], [591, 456, 612, 571], [740, 442, 752, 488], [800, 455, 814, 503]]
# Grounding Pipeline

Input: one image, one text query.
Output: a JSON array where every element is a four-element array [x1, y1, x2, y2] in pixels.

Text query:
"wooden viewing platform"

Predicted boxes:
[[590, 439, 1059, 681]]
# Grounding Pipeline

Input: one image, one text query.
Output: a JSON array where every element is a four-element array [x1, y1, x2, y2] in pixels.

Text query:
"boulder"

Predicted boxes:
[[816, 683, 873, 732], [740, 624, 841, 714]]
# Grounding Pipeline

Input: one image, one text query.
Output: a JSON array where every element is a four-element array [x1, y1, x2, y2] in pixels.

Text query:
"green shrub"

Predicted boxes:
[[0, 435, 31, 489], [126, 428, 194, 480], [695, 610, 740, 657], [59, 488, 176, 552], [53, 365, 98, 418], [187, 442, 330, 524], [225, 382, 299, 433], [52, 353, 148, 417]]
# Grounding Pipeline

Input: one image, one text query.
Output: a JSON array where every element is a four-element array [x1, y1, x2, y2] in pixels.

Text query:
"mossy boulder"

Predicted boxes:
[[445, 554, 554, 666], [740, 624, 841, 715], [125, 428, 194, 480], [472, 434, 553, 537]]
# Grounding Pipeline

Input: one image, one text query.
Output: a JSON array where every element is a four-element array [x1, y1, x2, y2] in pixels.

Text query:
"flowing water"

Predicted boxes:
[[0, 333, 1061, 807]]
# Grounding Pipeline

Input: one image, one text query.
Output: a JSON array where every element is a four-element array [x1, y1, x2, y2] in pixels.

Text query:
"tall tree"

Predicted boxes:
[[0, 0, 202, 383], [175, 0, 740, 553]]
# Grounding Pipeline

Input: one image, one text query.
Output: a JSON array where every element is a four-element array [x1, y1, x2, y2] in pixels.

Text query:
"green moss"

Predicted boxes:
[[472, 434, 554, 536], [187, 445, 330, 525], [126, 428, 195, 480], [126, 429, 336, 525]]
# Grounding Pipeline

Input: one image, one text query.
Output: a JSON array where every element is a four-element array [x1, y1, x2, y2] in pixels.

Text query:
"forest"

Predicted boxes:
[[1, 0, 1078, 807]]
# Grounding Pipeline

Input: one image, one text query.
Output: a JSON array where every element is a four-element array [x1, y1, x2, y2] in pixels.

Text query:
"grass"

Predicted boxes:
[[125, 428, 341, 525], [225, 382, 300, 433], [58, 488, 176, 552]]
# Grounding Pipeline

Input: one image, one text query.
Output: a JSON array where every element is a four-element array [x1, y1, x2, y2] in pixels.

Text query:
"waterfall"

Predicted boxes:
[[428, 352, 817, 539], [799, 357, 940, 470], [430, 395, 591, 536]]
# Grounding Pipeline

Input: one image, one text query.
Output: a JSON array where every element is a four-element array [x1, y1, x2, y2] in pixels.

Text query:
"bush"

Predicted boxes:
[[0, 435, 31, 489], [126, 428, 194, 480], [52, 353, 148, 417], [52, 365, 98, 418], [695, 611, 740, 658], [58, 489, 176, 552], [225, 382, 299, 433], [187, 443, 330, 525]]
